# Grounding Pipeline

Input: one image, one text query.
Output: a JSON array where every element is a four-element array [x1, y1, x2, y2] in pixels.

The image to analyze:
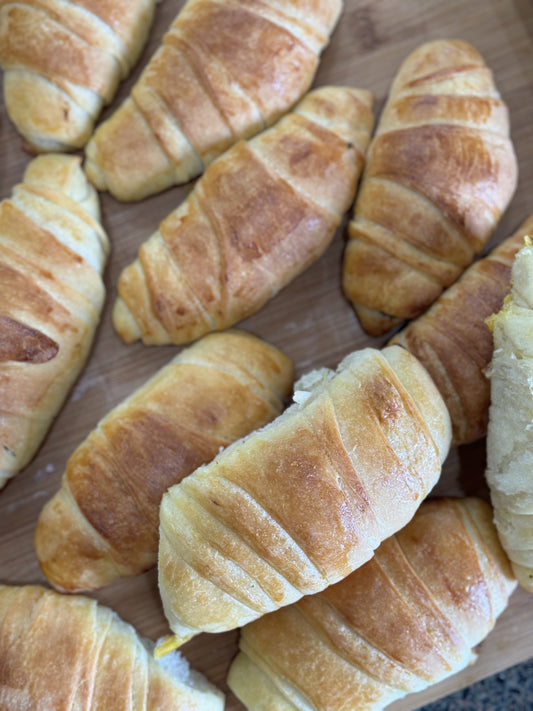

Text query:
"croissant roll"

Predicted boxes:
[[485, 238, 533, 591], [34, 330, 293, 592], [0, 584, 225, 710], [342, 38, 518, 337], [227, 497, 517, 711], [157, 345, 452, 646], [0, 0, 157, 153], [84, 0, 344, 201], [111, 86, 374, 346], [389, 216, 533, 446], [0, 154, 109, 489]]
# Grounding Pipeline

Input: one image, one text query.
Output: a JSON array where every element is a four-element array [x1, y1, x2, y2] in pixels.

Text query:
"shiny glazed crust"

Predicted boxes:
[[158, 345, 452, 641], [0, 584, 225, 710], [34, 330, 294, 591], [0, 0, 157, 152], [0, 154, 109, 488], [112, 85, 374, 345], [390, 216, 533, 446], [84, 0, 344, 201], [342, 38, 518, 336], [228, 497, 517, 711]]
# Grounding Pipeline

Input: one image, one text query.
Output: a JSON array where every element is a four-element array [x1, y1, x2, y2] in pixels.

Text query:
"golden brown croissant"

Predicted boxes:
[[84, 0, 344, 201], [0, 154, 109, 489], [389, 216, 533, 446], [486, 237, 533, 592], [342, 38, 518, 336], [34, 330, 294, 592], [0, 584, 225, 710], [112, 86, 374, 346], [228, 497, 517, 711], [157, 345, 451, 648], [0, 0, 157, 152]]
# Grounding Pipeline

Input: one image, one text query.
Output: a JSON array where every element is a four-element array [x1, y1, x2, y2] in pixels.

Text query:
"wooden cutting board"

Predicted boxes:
[[1, 0, 532, 708]]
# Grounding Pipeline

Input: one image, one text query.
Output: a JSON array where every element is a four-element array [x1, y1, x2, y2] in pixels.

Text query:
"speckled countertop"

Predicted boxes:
[[420, 658, 533, 710]]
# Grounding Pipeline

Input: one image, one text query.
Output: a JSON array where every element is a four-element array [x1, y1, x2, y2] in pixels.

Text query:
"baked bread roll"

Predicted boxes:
[[112, 86, 374, 346], [84, 0, 344, 201], [0, 154, 109, 489], [0, 584, 224, 710], [157, 345, 452, 649], [34, 330, 294, 592], [389, 216, 533, 446], [342, 38, 518, 336], [0, 0, 157, 152], [228, 497, 516, 711], [486, 237, 533, 591]]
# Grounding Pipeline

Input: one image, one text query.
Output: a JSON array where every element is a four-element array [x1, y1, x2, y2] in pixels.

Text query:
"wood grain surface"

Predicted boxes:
[[1, 1, 532, 709]]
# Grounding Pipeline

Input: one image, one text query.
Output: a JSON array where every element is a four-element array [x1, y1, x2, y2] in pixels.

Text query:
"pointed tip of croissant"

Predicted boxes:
[[84, 141, 108, 193], [112, 297, 141, 344]]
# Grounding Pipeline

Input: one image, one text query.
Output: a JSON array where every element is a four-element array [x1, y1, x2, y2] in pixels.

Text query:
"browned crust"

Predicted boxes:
[[342, 39, 518, 336], [0, 584, 224, 709], [84, 0, 343, 199], [158, 346, 451, 637], [0, 315, 59, 364], [0, 0, 157, 151], [228, 498, 516, 710], [390, 217, 533, 445], [35, 330, 294, 591], [113, 86, 373, 345], [0, 155, 107, 487]]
